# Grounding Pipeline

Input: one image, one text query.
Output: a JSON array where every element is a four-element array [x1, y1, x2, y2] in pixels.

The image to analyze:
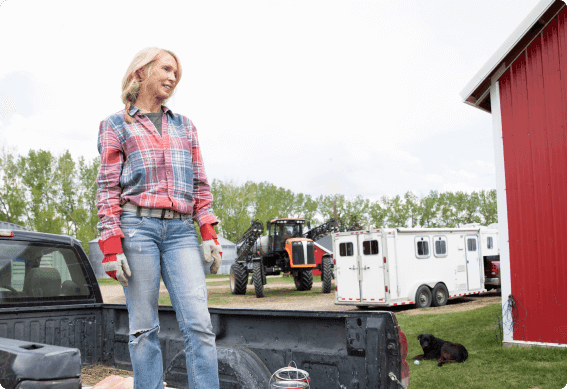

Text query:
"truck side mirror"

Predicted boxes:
[[266, 221, 271, 232], [307, 221, 311, 229]]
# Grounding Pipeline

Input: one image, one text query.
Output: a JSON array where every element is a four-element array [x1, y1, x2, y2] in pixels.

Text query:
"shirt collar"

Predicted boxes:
[[128, 104, 175, 118]]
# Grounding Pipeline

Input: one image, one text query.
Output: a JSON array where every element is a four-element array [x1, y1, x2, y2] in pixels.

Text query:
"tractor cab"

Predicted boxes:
[[267, 218, 309, 252]]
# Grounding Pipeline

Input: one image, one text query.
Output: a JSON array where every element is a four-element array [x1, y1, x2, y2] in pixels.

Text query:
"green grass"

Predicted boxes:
[[205, 274, 232, 279], [97, 278, 121, 285], [206, 275, 323, 286], [397, 303, 567, 389]]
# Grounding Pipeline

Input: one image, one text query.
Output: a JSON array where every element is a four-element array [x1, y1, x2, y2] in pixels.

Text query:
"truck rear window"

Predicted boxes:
[[0, 241, 92, 305]]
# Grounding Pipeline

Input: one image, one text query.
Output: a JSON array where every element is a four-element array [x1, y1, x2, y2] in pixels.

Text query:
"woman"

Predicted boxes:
[[96, 47, 222, 389]]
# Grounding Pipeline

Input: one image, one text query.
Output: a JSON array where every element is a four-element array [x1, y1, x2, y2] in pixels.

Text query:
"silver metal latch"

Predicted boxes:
[[388, 372, 407, 389]]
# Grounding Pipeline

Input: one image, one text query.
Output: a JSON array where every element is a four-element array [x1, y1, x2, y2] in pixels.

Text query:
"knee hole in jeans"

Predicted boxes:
[[131, 325, 160, 340]]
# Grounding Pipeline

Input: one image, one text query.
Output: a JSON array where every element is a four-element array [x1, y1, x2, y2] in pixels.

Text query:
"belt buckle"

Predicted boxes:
[[161, 209, 174, 219]]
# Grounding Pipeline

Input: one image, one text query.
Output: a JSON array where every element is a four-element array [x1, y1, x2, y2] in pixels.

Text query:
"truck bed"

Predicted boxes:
[[0, 303, 405, 389]]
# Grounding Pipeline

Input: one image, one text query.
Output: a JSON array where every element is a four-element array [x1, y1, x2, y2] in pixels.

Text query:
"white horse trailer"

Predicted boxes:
[[333, 226, 499, 308]]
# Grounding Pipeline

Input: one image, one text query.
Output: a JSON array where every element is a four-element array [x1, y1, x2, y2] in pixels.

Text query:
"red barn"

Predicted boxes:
[[312, 236, 333, 276], [461, 0, 567, 347]]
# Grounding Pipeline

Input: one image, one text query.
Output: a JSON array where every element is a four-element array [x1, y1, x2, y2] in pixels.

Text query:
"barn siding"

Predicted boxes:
[[499, 7, 567, 344]]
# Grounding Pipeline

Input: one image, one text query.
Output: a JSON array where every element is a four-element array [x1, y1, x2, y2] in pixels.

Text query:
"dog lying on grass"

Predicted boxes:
[[412, 334, 468, 367]]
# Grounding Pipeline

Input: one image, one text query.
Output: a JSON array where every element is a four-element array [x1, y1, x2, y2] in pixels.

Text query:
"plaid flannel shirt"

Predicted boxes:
[[96, 104, 218, 240]]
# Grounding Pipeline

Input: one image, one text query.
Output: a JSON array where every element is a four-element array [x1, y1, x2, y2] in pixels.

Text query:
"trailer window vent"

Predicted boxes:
[[362, 240, 379, 255], [433, 236, 448, 257], [487, 237, 493, 249], [415, 236, 430, 259], [339, 242, 354, 257], [467, 238, 477, 251]]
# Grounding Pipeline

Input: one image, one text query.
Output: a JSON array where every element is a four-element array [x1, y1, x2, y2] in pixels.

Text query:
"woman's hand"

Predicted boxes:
[[200, 224, 223, 274], [98, 237, 132, 287]]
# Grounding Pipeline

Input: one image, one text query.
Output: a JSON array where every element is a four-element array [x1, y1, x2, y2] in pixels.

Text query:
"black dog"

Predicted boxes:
[[412, 334, 468, 367]]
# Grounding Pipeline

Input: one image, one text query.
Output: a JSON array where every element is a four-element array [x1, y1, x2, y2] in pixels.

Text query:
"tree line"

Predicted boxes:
[[210, 180, 497, 242], [0, 148, 497, 252]]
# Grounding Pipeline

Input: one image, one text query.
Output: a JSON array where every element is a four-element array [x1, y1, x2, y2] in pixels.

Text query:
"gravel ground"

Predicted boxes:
[[99, 276, 501, 315]]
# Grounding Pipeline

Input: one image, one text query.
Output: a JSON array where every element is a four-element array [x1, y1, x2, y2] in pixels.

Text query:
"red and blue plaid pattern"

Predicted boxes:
[[96, 105, 218, 240]]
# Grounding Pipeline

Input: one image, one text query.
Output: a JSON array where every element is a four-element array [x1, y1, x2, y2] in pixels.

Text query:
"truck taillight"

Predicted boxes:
[[398, 328, 410, 387], [0, 229, 14, 237], [491, 264, 499, 276]]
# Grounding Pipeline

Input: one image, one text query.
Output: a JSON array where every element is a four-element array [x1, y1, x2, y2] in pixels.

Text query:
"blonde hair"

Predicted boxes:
[[121, 48, 183, 123]]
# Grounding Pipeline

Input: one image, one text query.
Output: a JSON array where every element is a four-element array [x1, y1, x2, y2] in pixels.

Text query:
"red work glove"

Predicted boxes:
[[98, 236, 131, 287], [200, 224, 222, 274]]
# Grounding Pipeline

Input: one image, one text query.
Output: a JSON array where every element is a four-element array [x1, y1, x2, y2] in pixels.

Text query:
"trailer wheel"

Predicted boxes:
[[321, 256, 333, 294], [415, 285, 432, 308], [230, 263, 248, 295], [253, 262, 265, 298], [431, 283, 448, 307], [294, 270, 313, 291]]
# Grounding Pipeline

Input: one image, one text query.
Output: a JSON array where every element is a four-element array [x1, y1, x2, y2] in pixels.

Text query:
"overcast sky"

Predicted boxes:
[[0, 0, 546, 201]]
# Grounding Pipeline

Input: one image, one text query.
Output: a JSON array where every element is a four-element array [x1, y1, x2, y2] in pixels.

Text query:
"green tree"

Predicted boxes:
[[419, 190, 441, 227], [0, 146, 27, 225], [368, 198, 387, 228], [383, 195, 410, 227], [478, 189, 498, 225], [20, 150, 65, 234], [252, 182, 296, 225], [341, 195, 370, 231], [404, 191, 420, 228], [211, 179, 256, 242], [73, 156, 100, 256]]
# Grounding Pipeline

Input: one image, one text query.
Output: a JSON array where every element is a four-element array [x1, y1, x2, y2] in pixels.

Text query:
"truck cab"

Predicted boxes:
[[0, 225, 102, 307]]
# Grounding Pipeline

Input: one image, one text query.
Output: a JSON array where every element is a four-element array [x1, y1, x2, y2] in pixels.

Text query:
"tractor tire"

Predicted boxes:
[[415, 285, 432, 309], [432, 283, 449, 307], [253, 262, 265, 298], [294, 270, 313, 291], [321, 256, 333, 294], [230, 263, 248, 295]]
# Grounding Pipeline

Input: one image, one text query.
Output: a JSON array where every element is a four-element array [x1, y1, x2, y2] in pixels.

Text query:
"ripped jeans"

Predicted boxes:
[[120, 211, 219, 389]]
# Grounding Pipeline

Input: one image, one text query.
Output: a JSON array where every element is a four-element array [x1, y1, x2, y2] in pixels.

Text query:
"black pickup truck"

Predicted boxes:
[[0, 223, 410, 389]]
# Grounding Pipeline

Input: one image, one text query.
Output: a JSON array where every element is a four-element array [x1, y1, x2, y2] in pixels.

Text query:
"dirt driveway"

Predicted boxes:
[[98, 277, 501, 315]]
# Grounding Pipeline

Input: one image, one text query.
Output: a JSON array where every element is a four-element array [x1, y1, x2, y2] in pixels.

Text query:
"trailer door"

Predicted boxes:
[[465, 235, 481, 290], [359, 233, 386, 303], [335, 235, 360, 302]]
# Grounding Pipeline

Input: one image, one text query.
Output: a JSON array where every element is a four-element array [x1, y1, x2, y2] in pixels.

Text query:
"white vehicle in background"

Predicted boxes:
[[333, 224, 499, 308]]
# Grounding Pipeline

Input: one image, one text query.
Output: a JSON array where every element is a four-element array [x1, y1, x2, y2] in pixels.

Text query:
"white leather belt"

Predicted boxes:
[[121, 203, 188, 220]]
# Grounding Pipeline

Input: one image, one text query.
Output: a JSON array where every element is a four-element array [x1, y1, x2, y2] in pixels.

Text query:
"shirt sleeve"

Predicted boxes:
[[188, 119, 219, 227], [96, 119, 126, 240]]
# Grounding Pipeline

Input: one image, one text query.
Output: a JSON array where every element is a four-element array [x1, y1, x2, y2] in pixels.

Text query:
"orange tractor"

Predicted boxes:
[[230, 218, 338, 298]]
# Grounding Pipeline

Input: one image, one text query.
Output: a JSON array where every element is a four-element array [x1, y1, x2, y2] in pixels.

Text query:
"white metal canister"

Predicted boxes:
[[269, 364, 310, 389]]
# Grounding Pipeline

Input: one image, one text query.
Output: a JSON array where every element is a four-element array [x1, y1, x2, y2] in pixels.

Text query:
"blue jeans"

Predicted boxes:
[[120, 211, 219, 389]]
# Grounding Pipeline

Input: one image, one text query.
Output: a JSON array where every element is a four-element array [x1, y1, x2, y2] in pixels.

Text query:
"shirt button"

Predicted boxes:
[[167, 171, 171, 174]]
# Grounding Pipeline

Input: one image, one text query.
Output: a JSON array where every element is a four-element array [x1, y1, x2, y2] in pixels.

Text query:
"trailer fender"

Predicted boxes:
[[164, 344, 271, 388], [407, 281, 438, 302]]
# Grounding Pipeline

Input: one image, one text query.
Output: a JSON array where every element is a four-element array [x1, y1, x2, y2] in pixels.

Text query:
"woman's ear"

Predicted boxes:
[[136, 68, 145, 83]]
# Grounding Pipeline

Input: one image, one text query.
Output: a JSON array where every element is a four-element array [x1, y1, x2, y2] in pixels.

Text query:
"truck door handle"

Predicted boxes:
[[349, 266, 358, 270]]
